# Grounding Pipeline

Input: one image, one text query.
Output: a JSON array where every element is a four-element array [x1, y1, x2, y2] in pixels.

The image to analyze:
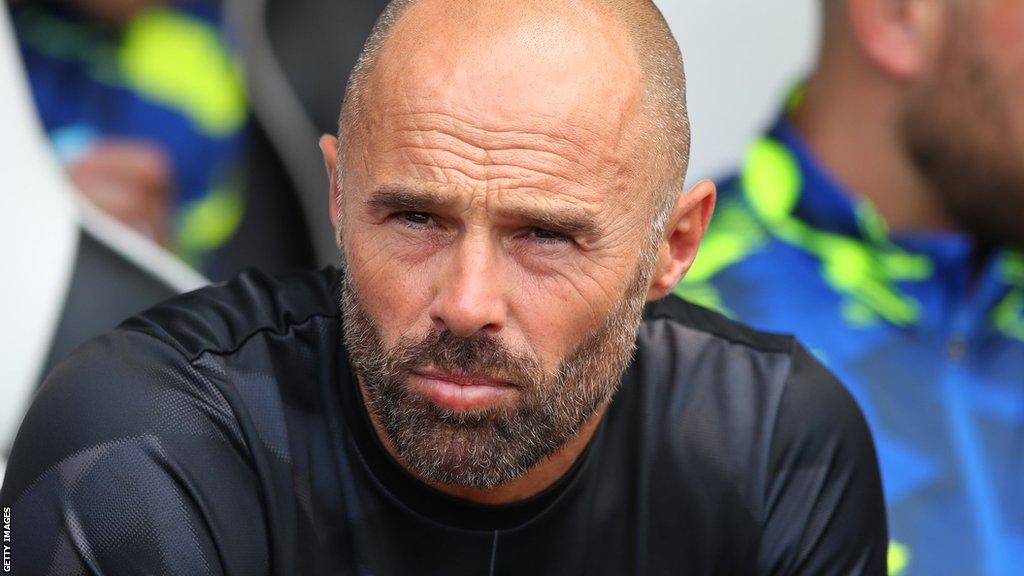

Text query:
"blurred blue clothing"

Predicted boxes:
[[677, 112, 1024, 576], [11, 2, 247, 266]]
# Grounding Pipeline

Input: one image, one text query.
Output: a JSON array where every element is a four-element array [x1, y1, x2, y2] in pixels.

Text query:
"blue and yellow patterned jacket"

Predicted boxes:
[[677, 113, 1024, 576]]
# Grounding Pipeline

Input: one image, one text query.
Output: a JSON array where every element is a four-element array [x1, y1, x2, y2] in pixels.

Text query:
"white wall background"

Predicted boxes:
[[655, 0, 821, 184]]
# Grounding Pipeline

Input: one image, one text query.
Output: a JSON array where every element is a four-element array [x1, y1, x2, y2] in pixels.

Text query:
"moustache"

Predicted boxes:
[[387, 329, 546, 389]]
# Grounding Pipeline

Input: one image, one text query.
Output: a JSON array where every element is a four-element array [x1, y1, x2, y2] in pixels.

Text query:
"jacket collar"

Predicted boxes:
[[738, 111, 1024, 330]]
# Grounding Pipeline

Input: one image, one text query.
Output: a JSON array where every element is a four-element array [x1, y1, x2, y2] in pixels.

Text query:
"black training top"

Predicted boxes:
[[0, 268, 887, 575]]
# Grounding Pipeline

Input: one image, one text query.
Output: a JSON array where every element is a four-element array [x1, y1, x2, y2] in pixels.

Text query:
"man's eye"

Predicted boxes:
[[527, 227, 571, 244], [397, 212, 433, 226]]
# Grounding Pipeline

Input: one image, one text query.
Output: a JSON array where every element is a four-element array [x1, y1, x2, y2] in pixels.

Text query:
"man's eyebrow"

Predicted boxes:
[[366, 186, 453, 212], [367, 185, 599, 237], [506, 204, 599, 237]]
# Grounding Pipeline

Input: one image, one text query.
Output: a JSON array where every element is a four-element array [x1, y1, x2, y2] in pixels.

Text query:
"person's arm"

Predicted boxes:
[[757, 344, 888, 575], [0, 330, 269, 575]]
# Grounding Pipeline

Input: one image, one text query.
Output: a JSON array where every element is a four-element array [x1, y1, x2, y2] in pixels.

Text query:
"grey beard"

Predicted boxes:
[[339, 261, 650, 488]]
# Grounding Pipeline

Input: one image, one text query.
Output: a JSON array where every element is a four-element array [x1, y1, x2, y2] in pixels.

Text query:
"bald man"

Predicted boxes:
[[0, 1, 886, 574], [676, 1, 1024, 575]]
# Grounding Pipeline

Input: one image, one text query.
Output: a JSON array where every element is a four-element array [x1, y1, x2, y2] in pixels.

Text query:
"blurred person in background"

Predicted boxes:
[[7, 0, 248, 273], [677, 0, 1024, 574]]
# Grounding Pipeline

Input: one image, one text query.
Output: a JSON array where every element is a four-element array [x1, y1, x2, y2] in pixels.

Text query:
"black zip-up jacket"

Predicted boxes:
[[0, 268, 887, 575]]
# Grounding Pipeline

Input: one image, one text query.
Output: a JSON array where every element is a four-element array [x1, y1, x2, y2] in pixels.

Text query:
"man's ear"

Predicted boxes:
[[646, 180, 716, 302], [319, 134, 342, 232], [845, 0, 946, 79]]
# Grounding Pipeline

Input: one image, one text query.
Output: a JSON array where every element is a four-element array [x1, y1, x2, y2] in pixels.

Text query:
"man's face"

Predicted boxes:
[[900, 0, 1024, 246], [337, 5, 660, 488]]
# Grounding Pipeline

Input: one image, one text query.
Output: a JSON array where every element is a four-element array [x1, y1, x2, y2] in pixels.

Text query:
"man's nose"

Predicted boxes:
[[429, 236, 507, 337]]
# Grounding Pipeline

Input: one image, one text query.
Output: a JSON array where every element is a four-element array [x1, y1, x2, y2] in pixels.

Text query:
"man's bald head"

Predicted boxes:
[[337, 0, 690, 226]]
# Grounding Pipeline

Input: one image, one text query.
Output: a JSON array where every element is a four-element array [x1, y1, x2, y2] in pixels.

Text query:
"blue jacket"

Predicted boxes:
[[677, 114, 1024, 576]]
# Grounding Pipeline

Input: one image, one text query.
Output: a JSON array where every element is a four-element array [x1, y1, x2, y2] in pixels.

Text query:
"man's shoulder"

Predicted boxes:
[[636, 294, 865, 464], [0, 268, 309, 576], [632, 296, 881, 545], [643, 291, 860, 416], [1, 268, 343, 509], [641, 293, 795, 358], [120, 266, 342, 362], [18, 266, 343, 470], [636, 293, 812, 430]]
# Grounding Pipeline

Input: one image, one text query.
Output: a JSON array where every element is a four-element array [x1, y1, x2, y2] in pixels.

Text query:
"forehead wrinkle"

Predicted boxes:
[[390, 110, 605, 161], [388, 110, 618, 178], [403, 154, 598, 196], [389, 131, 598, 187], [602, 91, 651, 209], [380, 113, 626, 199]]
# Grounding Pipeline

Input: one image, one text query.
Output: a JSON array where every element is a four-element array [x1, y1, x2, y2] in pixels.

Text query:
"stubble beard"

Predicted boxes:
[[340, 257, 652, 489], [898, 11, 1024, 248]]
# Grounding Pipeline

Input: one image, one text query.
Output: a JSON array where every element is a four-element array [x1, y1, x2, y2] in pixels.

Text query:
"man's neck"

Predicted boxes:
[[792, 67, 958, 233], [358, 381, 607, 506]]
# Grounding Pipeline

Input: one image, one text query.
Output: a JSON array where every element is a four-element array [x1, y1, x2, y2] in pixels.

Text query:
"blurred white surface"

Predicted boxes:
[[656, 0, 820, 184], [0, 5, 80, 466]]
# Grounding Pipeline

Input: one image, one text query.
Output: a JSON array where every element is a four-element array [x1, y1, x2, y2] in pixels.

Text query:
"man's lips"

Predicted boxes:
[[412, 368, 515, 388], [409, 369, 518, 411]]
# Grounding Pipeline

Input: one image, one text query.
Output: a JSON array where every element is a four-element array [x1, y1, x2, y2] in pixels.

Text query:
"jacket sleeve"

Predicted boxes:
[[0, 330, 269, 576], [758, 343, 889, 575]]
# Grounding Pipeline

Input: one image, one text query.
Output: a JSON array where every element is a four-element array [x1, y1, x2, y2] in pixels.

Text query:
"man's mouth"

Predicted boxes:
[[408, 368, 519, 411]]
